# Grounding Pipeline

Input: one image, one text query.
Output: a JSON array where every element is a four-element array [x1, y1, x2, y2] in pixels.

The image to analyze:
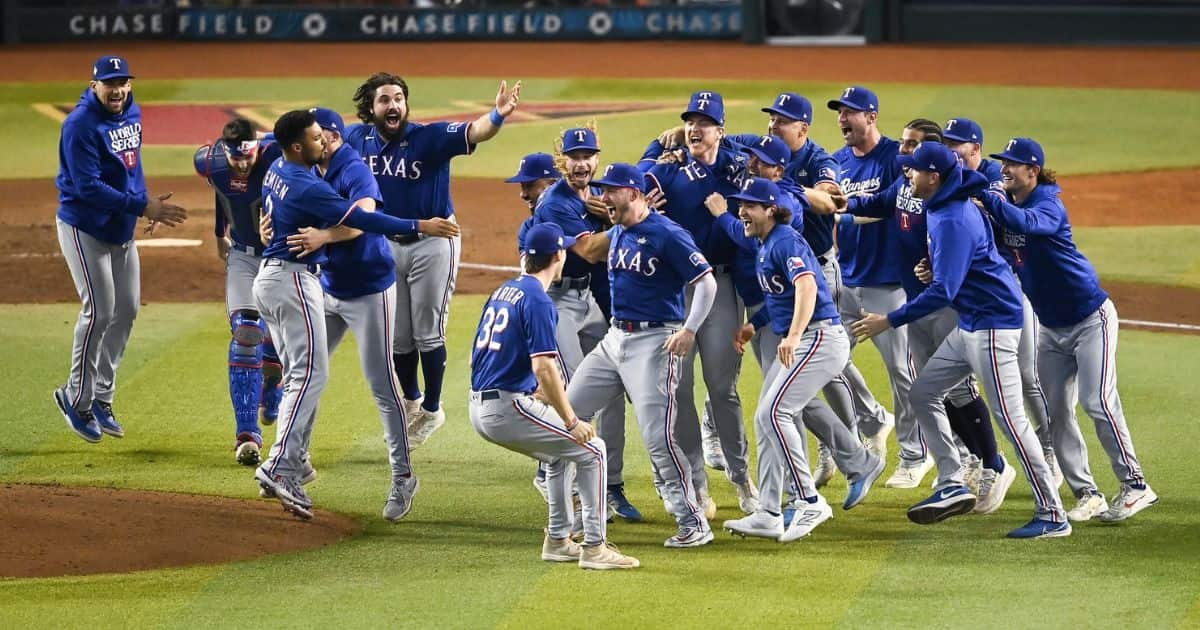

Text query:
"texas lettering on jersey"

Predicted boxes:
[[366, 154, 423, 180], [610, 244, 661, 276]]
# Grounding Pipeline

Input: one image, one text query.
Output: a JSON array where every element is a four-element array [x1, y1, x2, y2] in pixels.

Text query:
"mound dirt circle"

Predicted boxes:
[[0, 483, 360, 578]]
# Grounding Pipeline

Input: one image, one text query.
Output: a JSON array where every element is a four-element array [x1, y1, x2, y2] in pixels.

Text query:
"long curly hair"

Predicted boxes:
[[552, 118, 599, 175], [353, 72, 409, 124]]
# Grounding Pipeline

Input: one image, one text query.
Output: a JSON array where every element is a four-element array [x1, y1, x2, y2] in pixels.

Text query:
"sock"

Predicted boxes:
[[954, 397, 1003, 471], [944, 400, 981, 457], [419, 346, 448, 412], [392, 351, 422, 401]]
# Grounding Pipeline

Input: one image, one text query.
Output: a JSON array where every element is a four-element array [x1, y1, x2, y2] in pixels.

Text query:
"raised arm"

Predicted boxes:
[[467, 80, 521, 145]]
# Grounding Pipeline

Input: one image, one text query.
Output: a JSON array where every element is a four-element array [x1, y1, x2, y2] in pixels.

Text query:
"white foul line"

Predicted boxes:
[[460, 261, 521, 273], [1118, 318, 1200, 332]]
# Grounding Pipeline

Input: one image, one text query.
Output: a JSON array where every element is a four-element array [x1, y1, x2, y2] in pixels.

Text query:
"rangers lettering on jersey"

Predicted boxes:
[[841, 176, 882, 197]]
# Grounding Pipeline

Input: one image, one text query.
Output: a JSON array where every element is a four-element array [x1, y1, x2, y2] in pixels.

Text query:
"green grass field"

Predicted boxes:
[[4, 67, 1200, 628], [2, 301, 1199, 628]]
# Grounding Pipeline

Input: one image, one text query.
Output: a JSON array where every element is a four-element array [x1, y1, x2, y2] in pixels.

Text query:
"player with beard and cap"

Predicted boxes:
[[508, 152, 559, 255]]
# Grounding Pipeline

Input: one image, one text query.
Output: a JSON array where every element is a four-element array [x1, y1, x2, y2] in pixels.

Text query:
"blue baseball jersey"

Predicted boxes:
[[758, 224, 840, 335], [833, 137, 905, 287], [319, 144, 395, 299], [344, 120, 474, 221], [260, 158, 417, 265], [978, 183, 1108, 329], [847, 176, 929, 300], [469, 275, 560, 393], [888, 167, 1023, 332], [517, 215, 537, 252], [195, 138, 283, 254], [56, 88, 148, 245], [716, 182, 808, 307], [533, 178, 608, 279], [645, 146, 748, 267], [607, 212, 712, 322]]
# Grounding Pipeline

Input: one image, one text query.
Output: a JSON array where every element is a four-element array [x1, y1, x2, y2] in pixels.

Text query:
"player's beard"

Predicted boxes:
[[376, 108, 408, 139]]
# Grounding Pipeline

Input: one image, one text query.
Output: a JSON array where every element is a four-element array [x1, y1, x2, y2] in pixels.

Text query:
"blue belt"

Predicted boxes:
[[613, 319, 668, 332]]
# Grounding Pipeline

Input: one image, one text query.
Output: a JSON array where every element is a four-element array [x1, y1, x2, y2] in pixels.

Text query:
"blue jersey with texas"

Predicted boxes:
[[607, 212, 712, 322], [833, 137, 904, 287], [344, 120, 473, 221], [470, 275, 560, 393], [758, 224, 840, 335]]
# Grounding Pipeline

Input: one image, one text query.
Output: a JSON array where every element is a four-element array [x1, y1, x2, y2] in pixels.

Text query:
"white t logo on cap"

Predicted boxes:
[[946, 119, 957, 130], [778, 94, 790, 107], [1006, 139, 1017, 152], [697, 99, 709, 111], [516, 158, 525, 171], [111, 58, 121, 70], [699, 92, 713, 99], [843, 87, 854, 99], [574, 130, 587, 142]]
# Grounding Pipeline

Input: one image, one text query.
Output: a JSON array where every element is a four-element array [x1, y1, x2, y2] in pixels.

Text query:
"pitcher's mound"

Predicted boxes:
[[0, 483, 360, 578]]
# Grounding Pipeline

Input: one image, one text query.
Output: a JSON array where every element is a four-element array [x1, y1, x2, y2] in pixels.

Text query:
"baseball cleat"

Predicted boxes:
[[863, 414, 894, 459], [255, 467, 313, 520], [579, 542, 640, 570], [907, 485, 976, 525], [403, 396, 424, 424], [91, 401, 124, 438], [383, 475, 421, 523], [974, 456, 1017, 515], [407, 406, 445, 449], [814, 445, 837, 489], [541, 534, 582, 562], [235, 433, 262, 466], [701, 429, 726, 471], [780, 494, 833, 542], [734, 479, 761, 515], [699, 491, 718, 521], [607, 484, 644, 522], [1098, 483, 1158, 522], [962, 454, 984, 495], [1067, 492, 1109, 522], [844, 453, 886, 510], [53, 387, 102, 443], [886, 456, 935, 489], [723, 510, 783, 539], [1007, 518, 1071, 539], [259, 455, 317, 498], [664, 522, 714, 548]]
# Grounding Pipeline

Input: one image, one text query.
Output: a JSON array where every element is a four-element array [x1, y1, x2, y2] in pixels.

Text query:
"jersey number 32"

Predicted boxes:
[[475, 306, 510, 351]]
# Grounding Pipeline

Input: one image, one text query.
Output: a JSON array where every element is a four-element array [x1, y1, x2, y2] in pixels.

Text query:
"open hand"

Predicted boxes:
[[495, 80, 522, 117]]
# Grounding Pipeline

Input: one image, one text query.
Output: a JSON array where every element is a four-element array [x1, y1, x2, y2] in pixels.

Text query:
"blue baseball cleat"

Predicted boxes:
[[92, 400, 125, 438], [1007, 518, 1072, 539], [907, 485, 976, 525], [607, 484, 644, 522], [844, 454, 886, 510], [53, 387, 102, 443]]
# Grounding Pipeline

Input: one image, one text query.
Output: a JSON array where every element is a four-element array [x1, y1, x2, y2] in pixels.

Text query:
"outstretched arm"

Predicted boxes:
[[467, 80, 522, 145]]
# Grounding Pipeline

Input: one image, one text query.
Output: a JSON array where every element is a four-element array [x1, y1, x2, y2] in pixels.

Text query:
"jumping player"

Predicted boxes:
[[469, 222, 639, 570], [977, 137, 1156, 523], [345, 73, 522, 449], [53, 55, 188, 443], [194, 118, 284, 466], [569, 163, 719, 548], [853, 142, 1068, 539]]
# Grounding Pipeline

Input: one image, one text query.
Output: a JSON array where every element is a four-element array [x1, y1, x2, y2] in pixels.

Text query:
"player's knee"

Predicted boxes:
[[414, 336, 445, 353], [909, 378, 940, 410], [230, 310, 266, 346]]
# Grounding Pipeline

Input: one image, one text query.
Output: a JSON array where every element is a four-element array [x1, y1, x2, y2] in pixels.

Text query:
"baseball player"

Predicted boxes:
[[344, 73, 522, 448], [568, 163, 718, 548], [977, 138, 1155, 523], [721, 178, 882, 542], [827, 86, 927, 488], [534, 127, 640, 522], [509, 152, 559, 253], [944, 118, 1063, 489], [194, 118, 284, 466], [469, 222, 638, 570], [853, 142, 1068, 539], [52, 55, 188, 443], [841, 120, 1015, 513], [252, 110, 448, 520], [640, 91, 752, 518]]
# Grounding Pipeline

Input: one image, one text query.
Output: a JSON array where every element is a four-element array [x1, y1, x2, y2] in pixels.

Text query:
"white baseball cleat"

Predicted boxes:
[[724, 510, 783, 539], [697, 489, 718, 521], [779, 494, 833, 542], [973, 458, 1017, 514], [579, 542, 639, 570], [664, 522, 714, 548], [885, 456, 934, 489], [734, 479, 760, 514], [1067, 492, 1109, 522], [814, 445, 837, 489], [541, 534, 583, 562], [864, 417, 893, 460], [1098, 483, 1158, 522], [408, 406, 446, 449], [701, 422, 726, 471], [403, 396, 424, 423], [961, 454, 984, 495]]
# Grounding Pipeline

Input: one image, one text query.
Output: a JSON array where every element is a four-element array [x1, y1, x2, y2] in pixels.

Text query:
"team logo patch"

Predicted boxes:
[[120, 150, 138, 169], [229, 177, 248, 193], [819, 167, 837, 181], [446, 122, 465, 133], [787, 256, 806, 271], [689, 252, 708, 267]]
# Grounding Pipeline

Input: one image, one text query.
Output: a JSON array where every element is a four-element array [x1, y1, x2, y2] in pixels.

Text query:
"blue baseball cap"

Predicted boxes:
[[505, 152, 559, 183], [93, 55, 134, 81], [762, 92, 812, 123], [562, 127, 600, 153], [680, 90, 725, 126], [590, 163, 645, 191], [524, 222, 576, 257], [310, 107, 345, 134], [743, 135, 790, 167], [989, 137, 1045, 167], [943, 118, 984, 145], [896, 142, 959, 176], [826, 86, 879, 113], [730, 177, 783, 205]]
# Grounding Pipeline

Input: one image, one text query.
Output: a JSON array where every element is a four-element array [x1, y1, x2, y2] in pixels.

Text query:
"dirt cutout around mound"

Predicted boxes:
[[0, 484, 360, 578]]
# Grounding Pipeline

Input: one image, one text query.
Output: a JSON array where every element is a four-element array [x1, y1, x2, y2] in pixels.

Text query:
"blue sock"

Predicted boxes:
[[419, 346, 448, 412], [393, 351, 422, 401]]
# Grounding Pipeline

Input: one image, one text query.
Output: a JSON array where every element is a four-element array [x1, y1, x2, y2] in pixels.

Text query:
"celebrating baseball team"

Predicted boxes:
[[53, 54, 1157, 572]]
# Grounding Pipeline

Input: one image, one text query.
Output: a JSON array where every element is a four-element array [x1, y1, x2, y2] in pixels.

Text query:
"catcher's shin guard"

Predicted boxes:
[[230, 311, 265, 435]]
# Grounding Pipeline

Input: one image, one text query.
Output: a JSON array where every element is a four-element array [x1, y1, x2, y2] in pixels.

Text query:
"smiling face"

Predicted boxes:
[[518, 178, 554, 211], [91, 78, 131, 115], [600, 185, 640, 226], [371, 84, 409, 137], [748, 155, 784, 181], [563, 149, 599, 191], [1000, 160, 1039, 196], [899, 126, 925, 156], [767, 113, 807, 149], [683, 114, 722, 157], [909, 169, 940, 200], [836, 106, 876, 149], [738, 201, 775, 240]]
